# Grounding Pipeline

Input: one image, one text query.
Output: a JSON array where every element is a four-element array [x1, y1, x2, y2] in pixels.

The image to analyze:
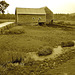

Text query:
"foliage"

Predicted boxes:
[[61, 41, 74, 47], [0, 1, 9, 14], [0, 14, 15, 19], [37, 46, 53, 56], [0, 47, 75, 75], [57, 21, 64, 24], [54, 13, 75, 21], [4, 26, 25, 34]]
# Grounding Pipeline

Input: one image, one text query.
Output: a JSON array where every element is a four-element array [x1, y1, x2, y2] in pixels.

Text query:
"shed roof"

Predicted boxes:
[[16, 7, 46, 15]]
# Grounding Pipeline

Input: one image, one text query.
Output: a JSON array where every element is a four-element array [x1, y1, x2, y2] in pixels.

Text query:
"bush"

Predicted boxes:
[[4, 26, 25, 34], [61, 41, 74, 47], [0, 14, 15, 19], [37, 46, 53, 56], [0, 51, 25, 65], [57, 21, 64, 24]]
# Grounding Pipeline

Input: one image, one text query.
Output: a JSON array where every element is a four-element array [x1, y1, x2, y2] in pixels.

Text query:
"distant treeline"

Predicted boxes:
[[0, 14, 15, 19], [54, 13, 75, 21], [0, 13, 75, 21]]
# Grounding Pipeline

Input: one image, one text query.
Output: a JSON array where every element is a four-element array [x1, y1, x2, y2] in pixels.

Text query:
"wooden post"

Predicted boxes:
[[0, 28, 1, 34]]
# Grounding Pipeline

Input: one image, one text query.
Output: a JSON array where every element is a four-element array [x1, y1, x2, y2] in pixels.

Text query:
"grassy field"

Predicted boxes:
[[54, 20, 75, 26], [44, 56, 75, 75], [0, 23, 75, 75], [0, 24, 75, 52], [64, 21, 75, 25]]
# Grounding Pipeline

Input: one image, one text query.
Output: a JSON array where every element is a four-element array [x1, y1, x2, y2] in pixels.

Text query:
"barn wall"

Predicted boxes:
[[46, 13, 53, 24], [17, 14, 46, 24], [45, 7, 53, 24]]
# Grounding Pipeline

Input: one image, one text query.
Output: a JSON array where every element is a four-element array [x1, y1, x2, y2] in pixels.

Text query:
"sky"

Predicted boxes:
[[3, 0, 75, 14]]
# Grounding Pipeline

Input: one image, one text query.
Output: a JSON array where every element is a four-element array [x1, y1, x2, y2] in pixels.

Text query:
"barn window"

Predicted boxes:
[[32, 17, 35, 19]]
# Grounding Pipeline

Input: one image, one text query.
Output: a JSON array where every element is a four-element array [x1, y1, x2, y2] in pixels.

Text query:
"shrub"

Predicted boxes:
[[9, 28, 24, 34], [37, 46, 53, 56], [4, 26, 25, 34], [57, 21, 64, 24], [61, 41, 74, 47], [0, 51, 25, 65]]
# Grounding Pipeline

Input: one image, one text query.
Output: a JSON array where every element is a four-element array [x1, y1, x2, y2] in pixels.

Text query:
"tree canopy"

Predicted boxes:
[[0, 1, 9, 14]]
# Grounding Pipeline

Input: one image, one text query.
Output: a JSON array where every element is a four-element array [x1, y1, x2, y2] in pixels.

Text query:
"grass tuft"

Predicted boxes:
[[61, 41, 74, 47], [37, 46, 53, 56]]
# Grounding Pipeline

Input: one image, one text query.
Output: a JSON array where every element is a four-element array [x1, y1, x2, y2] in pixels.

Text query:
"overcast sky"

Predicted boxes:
[[4, 0, 75, 14]]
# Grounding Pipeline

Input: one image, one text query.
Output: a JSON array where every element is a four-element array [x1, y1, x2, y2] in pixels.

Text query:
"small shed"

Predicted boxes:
[[15, 6, 53, 25]]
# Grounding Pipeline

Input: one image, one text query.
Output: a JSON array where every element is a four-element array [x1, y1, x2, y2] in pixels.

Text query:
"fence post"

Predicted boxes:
[[0, 28, 1, 34]]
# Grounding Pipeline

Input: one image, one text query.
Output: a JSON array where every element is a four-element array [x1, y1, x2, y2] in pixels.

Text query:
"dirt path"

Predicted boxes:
[[27, 45, 75, 61], [0, 22, 14, 28]]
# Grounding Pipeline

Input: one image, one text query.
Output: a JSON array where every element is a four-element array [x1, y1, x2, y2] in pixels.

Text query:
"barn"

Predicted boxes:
[[15, 6, 53, 25]]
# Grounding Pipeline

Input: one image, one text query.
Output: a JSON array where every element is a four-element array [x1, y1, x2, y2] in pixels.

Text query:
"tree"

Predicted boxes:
[[0, 1, 9, 14]]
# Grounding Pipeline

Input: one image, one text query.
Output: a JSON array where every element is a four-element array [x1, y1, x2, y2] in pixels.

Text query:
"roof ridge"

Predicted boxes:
[[16, 7, 46, 15]]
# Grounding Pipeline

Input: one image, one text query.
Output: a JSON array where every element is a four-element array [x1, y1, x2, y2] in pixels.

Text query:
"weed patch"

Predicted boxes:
[[4, 26, 25, 34], [61, 41, 74, 47], [37, 46, 53, 56]]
